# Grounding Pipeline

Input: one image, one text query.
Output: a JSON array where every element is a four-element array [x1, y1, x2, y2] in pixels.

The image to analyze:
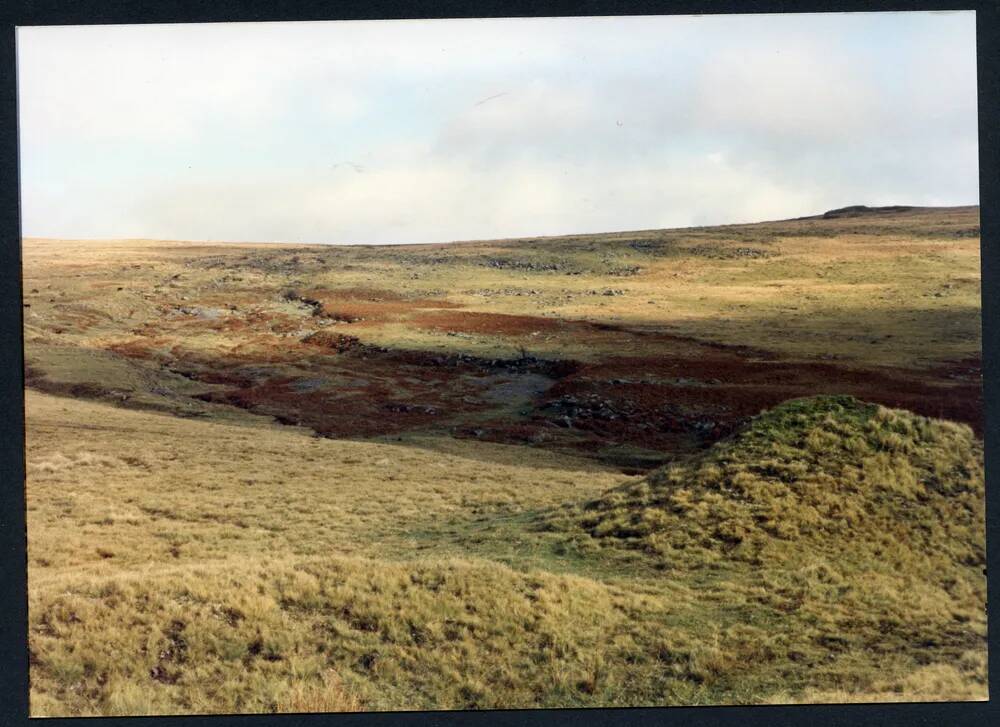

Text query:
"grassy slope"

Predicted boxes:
[[26, 391, 986, 714], [23, 206, 986, 714], [547, 397, 986, 677], [27, 390, 635, 714], [23, 206, 981, 369]]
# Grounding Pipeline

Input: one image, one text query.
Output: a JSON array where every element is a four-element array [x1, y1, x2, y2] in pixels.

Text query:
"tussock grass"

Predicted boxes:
[[543, 396, 986, 704], [26, 392, 986, 714], [764, 650, 988, 703], [22, 207, 985, 713], [30, 554, 693, 713], [553, 396, 983, 568]]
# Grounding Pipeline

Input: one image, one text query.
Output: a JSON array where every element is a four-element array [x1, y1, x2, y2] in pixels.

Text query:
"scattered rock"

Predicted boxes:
[[607, 265, 643, 277], [480, 257, 568, 273], [690, 245, 772, 260], [384, 402, 438, 415], [301, 331, 362, 352]]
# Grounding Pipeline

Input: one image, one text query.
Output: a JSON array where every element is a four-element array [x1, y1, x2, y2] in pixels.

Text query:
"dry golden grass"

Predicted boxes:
[[22, 206, 980, 368], [543, 397, 986, 695], [275, 670, 362, 713], [764, 651, 988, 704], [553, 396, 984, 569], [26, 391, 987, 714], [25, 390, 624, 576], [23, 206, 985, 715]]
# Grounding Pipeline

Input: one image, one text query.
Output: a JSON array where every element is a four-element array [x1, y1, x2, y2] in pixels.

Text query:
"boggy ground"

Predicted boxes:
[[22, 205, 982, 470], [22, 205, 986, 714]]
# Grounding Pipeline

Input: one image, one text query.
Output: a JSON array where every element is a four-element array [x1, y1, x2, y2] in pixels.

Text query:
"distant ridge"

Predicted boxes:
[[792, 204, 925, 221], [821, 204, 916, 218], [22, 204, 979, 249]]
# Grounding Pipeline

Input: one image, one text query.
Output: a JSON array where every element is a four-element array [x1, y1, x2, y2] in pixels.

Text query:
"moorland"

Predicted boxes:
[[22, 204, 986, 714]]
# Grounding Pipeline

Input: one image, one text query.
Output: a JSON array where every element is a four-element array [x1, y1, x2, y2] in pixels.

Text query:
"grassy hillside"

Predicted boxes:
[[550, 396, 984, 569], [545, 398, 986, 689], [23, 206, 985, 714], [26, 391, 986, 714]]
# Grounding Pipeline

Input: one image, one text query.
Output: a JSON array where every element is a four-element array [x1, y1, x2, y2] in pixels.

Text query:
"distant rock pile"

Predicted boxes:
[[821, 205, 915, 219]]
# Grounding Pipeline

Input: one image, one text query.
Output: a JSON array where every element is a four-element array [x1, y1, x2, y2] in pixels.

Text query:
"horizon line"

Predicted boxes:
[[20, 202, 980, 249]]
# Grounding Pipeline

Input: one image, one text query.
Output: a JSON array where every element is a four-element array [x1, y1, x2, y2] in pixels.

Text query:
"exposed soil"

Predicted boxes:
[[97, 316, 982, 471], [301, 288, 464, 326], [412, 310, 569, 336], [23, 207, 982, 472]]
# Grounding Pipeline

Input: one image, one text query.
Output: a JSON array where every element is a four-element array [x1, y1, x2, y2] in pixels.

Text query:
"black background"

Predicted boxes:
[[0, 2, 996, 726]]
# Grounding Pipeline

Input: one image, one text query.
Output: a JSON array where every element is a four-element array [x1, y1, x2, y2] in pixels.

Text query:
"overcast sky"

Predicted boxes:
[[17, 12, 978, 245]]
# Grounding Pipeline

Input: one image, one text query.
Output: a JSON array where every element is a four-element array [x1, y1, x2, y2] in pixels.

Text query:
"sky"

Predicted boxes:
[[17, 12, 979, 245]]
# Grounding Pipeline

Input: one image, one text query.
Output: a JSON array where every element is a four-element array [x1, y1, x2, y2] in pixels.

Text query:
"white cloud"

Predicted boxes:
[[17, 12, 979, 244], [112, 144, 825, 245], [694, 42, 881, 141]]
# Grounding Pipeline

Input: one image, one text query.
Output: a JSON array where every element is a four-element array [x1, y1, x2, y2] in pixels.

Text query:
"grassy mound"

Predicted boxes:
[[27, 393, 988, 712], [543, 396, 986, 697], [552, 395, 984, 573], [28, 554, 762, 714]]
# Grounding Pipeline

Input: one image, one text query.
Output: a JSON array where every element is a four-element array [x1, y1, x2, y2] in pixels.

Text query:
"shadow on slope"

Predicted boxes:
[[547, 395, 984, 572], [534, 397, 986, 696]]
